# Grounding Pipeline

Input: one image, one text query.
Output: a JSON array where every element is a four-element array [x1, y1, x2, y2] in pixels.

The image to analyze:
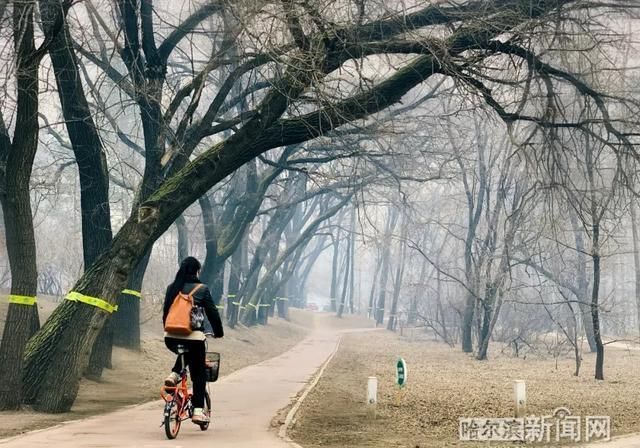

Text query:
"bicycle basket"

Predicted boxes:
[[205, 352, 220, 382]]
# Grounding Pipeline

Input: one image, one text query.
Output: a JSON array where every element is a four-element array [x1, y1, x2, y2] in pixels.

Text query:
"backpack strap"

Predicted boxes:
[[188, 283, 204, 299]]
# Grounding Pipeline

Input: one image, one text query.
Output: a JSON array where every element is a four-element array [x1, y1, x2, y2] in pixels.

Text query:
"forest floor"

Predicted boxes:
[[0, 294, 314, 438], [289, 330, 640, 448]]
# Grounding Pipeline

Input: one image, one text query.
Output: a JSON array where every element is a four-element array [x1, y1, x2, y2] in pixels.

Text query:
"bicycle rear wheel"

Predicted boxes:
[[164, 398, 182, 439], [199, 391, 211, 431]]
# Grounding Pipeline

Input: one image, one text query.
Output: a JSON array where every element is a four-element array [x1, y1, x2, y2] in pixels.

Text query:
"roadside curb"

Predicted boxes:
[[278, 334, 343, 448]]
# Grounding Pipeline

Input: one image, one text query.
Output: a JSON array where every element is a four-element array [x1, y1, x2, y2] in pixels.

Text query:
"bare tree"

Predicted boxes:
[[0, 0, 51, 410], [15, 0, 637, 412]]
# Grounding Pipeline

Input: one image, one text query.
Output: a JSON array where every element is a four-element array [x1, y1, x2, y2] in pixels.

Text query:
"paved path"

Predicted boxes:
[[0, 329, 344, 448]]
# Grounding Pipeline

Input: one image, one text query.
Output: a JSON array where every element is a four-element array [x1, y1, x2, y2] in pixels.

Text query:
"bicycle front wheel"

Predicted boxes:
[[164, 398, 182, 439]]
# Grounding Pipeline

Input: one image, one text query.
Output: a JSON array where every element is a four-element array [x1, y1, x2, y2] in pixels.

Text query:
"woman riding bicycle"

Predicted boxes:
[[162, 256, 224, 424]]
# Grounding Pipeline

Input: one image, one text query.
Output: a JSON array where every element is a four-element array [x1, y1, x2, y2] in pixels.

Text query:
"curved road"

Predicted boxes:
[[0, 329, 343, 448]]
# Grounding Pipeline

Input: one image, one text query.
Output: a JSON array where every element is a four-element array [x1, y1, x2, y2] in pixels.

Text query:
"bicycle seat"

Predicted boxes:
[[176, 344, 189, 354]]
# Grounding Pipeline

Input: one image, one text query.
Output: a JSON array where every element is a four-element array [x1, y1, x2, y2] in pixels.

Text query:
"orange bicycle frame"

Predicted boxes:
[[161, 375, 191, 420]]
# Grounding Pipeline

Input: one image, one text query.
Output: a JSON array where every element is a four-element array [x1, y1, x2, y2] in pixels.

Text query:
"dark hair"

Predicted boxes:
[[167, 256, 201, 300]]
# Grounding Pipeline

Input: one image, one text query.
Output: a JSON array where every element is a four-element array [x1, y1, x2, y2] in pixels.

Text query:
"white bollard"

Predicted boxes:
[[514, 380, 526, 417], [367, 376, 378, 405], [367, 376, 377, 420]]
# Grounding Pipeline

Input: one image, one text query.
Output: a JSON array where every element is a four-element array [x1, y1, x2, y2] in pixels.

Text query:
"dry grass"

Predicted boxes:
[[290, 331, 640, 448], [0, 298, 312, 439]]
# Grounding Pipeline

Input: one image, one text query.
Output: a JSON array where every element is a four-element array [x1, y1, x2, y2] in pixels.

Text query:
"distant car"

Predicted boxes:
[[306, 303, 319, 312]]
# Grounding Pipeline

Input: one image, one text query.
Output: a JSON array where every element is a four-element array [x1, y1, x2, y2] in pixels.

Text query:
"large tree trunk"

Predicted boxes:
[[375, 265, 389, 325], [387, 214, 407, 331], [110, 0, 168, 356], [199, 195, 217, 278], [337, 207, 354, 318], [175, 214, 189, 264], [585, 138, 605, 380], [408, 254, 427, 326], [0, 187, 40, 409], [375, 206, 399, 326], [84, 319, 114, 380], [591, 225, 605, 380], [226, 238, 244, 328], [41, 0, 113, 269], [208, 268, 225, 307], [112, 253, 148, 349], [198, 195, 226, 306], [237, 234, 275, 327], [368, 254, 382, 319], [23, 298, 115, 412], [239, 239, 281, 327], [569, 211, 597, 352], [435, 269, 450, 344], [329, 230, 341, 312], [0, 1, 41, 410], [476, 282, 499, 360], [457, 140, 487, 354], [40, 0, 115, 379], [22, 216, 156, 412], [88, 250, 149, 375], [476, 285, 506, 361], [336, 225, 351, 318], [461, 294, 475, 353], [276, 282, 289, 319], [348, 209, 356, 314]]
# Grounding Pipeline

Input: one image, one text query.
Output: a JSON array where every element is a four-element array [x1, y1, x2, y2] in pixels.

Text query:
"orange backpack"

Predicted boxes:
[[164, 284, 203, 335]]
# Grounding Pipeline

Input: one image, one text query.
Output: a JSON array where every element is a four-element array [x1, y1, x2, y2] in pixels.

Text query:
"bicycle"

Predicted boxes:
[[160, 336, 220, 440]]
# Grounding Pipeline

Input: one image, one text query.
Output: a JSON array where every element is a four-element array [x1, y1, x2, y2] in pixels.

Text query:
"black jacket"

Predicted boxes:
[[162, 281, 224, 337]]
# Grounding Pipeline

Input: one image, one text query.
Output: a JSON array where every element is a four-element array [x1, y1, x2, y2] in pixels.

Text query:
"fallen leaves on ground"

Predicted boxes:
[[290, 330, 640, 448]]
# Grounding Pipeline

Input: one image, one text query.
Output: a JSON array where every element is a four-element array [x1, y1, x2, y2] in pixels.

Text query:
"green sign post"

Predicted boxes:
[[396, 358, 407, 388], [394, 358, 407, 406]]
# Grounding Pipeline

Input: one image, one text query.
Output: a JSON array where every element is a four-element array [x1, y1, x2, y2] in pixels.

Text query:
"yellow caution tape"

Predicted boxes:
[[259, 304, 271, 307], [277, 297, 289, 301], [66, 291, 118, 313], [216, 305, 224, 310], [247, 303, 258, 309], [8, 295, 37, 306], [227, 294, 236, 298], [122, 289, 142, 298], [232, 301, 241, 306]]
